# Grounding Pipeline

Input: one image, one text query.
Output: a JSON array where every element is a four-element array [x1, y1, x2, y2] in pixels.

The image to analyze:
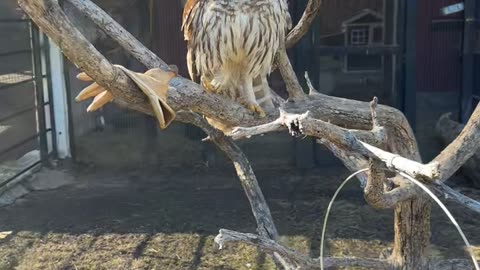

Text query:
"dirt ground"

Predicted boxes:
[[0, 164, 479, 270]]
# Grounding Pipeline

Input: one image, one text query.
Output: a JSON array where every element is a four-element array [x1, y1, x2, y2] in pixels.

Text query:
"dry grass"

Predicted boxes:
[[0, 167, 478, 269]]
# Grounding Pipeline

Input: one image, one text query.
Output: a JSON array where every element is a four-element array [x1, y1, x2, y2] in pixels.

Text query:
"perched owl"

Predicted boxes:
[[182, 0, 292, 117]]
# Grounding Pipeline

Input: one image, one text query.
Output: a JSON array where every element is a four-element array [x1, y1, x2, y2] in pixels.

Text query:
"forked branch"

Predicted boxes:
[[364, 159, 415, 209], [230, 109, 438, 181]]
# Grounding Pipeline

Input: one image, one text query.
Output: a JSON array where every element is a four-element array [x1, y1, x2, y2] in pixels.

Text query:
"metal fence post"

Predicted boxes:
[[30, 23, 49, 164], [403, 0, 417, 130], [461, 0, 476, 123]]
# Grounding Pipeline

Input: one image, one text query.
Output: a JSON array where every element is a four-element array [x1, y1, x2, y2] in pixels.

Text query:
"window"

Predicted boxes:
[[344, 24, 383, 72], [350, 28, 368, 45], [372, 26, 383, 43]]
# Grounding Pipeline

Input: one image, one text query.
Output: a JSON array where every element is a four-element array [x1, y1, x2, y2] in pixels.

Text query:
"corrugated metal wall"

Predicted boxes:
[[416, 0, 463, 92]]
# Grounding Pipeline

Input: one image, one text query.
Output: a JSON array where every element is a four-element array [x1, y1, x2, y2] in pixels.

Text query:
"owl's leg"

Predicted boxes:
[[253, 76, 274, 110], [238, 79, 266, 118]]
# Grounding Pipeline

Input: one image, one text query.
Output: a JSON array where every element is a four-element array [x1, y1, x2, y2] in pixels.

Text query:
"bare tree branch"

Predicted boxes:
[[20, 0, 268, 127], [232, 111, 435, 181], [433, 181, 480, 215], [285, 0, 322, 48], [28, 0, 421, 147], [432, 103, 480, 181], [304, 72, 320, 95], [176, 113, 279, 240], [215, 229, 391, 269], [364, 159, 415, 209], [175, 112, 297, 269], [276, 49, 306, 101], [436, 113, 480, 186], [65, 0, 172, 71]]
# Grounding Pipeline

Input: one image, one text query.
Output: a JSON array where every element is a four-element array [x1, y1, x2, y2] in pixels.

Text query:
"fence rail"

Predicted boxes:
[[0, 17, 54, 188]]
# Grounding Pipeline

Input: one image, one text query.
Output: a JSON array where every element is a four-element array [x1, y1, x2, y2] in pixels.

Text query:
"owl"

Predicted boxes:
[[182, 0, 292, 117]]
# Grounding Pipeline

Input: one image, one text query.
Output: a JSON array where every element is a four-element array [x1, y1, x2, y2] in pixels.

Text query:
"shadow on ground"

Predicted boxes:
[[0, 165, 478, 269]]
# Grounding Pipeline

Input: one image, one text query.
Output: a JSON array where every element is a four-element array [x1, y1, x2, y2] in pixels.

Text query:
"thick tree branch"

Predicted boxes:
[[276, 49, 306, 101], [364, 159, 415, 209], [19, 0, 266, 127], [230, 110, 435, 181], [175, 112, 297, 269], [432, 103, 480, 181], [285, 0, 322, 48], [215, 229, 391, 269], [275, 0, 322, 101], [65, 0, 172, 71], [21, 0, 420, 155], [436, 113, 480, 186], [230, 103, 479, 184], [177, 113, 279, 239]]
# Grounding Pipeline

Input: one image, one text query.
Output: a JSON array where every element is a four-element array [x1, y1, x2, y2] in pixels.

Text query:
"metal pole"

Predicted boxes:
[[43, 36, 58, 157], [30, 23, 49, 165], [403, 0, 417, 129], [395, 0, 406, 110], [461, 0, 476, 123]]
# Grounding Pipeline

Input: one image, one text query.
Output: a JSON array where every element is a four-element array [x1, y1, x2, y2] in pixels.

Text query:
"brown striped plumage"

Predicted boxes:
[[182, 0, 291, 116]]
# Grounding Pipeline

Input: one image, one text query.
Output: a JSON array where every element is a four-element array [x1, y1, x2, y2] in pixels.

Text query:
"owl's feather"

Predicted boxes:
[[182, 0, 291, 118]]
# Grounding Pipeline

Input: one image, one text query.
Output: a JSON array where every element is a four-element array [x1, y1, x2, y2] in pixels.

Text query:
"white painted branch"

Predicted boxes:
[[359, 142, 440, 181], [229, 114, 285, 140], [228, 110, 437, 182]]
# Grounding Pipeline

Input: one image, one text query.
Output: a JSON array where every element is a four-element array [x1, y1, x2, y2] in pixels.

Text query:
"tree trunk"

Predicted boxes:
[[391, 197, 432, 269]]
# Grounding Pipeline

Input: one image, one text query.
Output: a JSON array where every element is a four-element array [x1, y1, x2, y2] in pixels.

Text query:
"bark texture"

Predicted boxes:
[[436, 113, 480, 187]]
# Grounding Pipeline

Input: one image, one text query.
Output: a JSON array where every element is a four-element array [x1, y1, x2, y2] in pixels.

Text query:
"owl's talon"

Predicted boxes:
[[202, 78, 219, 93], [244, 103, 265, 118]]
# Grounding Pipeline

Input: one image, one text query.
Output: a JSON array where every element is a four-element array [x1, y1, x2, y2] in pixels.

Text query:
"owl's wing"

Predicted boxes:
[[182, 0, 202, 83]]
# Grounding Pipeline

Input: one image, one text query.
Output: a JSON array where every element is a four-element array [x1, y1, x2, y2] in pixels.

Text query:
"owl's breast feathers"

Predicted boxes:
[[182, 0, 291, 85]]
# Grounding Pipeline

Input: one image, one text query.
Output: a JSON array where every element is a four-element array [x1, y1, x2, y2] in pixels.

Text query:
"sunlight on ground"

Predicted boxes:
[[0, 231, 403, 270], [1, 232, 282, 270]]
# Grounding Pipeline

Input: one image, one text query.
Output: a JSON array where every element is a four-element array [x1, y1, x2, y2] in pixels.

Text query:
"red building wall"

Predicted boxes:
[[416, 0, 464, 92]]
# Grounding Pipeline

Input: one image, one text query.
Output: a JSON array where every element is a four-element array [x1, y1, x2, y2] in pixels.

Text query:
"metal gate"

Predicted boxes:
[[0, 1, 54, 188]]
